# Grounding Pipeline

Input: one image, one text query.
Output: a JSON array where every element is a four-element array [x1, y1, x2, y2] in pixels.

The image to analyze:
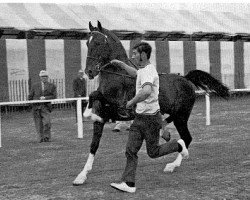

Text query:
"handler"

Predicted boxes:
[[110, 42, 189, 193]]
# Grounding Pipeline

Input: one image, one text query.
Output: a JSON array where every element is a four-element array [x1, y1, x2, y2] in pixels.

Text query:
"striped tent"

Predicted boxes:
[[0, 3, 250, 33], [0, 3, 250, 102]]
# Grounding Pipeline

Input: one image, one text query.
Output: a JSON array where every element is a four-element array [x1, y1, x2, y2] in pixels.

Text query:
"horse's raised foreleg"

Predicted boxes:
[[83, 91, 104, 122], [83, 102, 103, 122]]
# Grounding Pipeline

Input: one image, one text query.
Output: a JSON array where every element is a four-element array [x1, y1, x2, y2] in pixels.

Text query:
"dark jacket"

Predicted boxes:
[[73, 77, 86, 97], [28, 81, 57, 111]]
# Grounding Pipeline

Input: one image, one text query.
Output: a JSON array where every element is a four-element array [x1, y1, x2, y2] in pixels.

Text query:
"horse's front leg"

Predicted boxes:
[[73, 121, 105, 185], [73, 101, 105, 185], [83, 91, 104, 122]]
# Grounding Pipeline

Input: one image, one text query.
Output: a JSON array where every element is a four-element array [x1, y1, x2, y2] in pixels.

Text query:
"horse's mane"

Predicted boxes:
[[102, 28, 120, 43], [100, 28, 132, 67]]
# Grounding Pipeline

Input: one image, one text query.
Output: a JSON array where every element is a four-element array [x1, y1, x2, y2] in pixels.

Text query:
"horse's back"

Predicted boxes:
[[159, 73, 196, 115]]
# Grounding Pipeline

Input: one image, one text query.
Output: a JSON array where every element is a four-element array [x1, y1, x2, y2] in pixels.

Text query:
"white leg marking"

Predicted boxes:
[[90, 113, 103, 122], [83, 102, 103, 122], [164, 153, 183, 173], [83, 103, 92, 118], [73, 153, 95, 185]]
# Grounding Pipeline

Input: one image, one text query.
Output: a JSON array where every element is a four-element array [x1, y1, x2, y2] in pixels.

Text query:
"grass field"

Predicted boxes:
[[0, 96, 249, 200]]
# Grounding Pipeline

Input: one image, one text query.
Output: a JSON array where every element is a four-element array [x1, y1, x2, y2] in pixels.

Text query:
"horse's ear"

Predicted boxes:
[[89, 21, 94, 31], [97, 21, 103, 31]]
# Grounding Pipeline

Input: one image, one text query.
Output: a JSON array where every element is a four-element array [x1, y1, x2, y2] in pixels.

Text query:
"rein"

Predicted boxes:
[[98, 62, 136, 79]]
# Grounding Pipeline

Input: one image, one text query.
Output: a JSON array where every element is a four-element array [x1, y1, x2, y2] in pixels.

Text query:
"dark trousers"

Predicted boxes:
[[33, 107, 51, 141], [121, 112, 179, 183]]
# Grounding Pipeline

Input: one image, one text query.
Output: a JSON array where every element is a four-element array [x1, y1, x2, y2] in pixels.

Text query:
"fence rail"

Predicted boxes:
[[0, 89, 250, 148], [8, 79, 66, 102], [0, 97, 89, 148], [6, 77, 99, 103]]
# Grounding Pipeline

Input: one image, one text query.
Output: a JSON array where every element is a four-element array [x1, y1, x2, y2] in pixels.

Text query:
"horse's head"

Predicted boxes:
[[85, 21, 128, 79]]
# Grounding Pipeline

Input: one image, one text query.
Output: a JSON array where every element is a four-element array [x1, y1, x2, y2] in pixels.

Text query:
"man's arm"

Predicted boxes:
[[111, 59, 137, 77], [126, 84, 152, 108]]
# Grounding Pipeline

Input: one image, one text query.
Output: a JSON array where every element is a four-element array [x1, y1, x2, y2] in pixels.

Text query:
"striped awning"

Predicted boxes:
[[0, 3, 250, 40]]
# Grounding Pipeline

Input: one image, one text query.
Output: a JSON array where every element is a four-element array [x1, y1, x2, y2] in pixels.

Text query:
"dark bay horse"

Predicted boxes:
[[73, 21, 229, 185]]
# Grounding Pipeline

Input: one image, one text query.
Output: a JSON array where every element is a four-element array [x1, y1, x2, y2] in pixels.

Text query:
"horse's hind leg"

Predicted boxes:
[[73, 119, 105, 185], [164, 117, 192, 173]]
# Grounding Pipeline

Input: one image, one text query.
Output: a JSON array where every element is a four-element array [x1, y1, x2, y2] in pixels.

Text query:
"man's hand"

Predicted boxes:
[[110, 59, 122, 65], [40, 96, 45, 100]]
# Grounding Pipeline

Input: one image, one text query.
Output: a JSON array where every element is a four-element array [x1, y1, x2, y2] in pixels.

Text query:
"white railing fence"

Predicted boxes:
[[0, 97, 88, 148], [199, 88, 250, 126], [0, 88, 250, 148]]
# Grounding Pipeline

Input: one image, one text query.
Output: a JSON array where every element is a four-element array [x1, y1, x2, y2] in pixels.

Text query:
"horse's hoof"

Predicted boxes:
[[91, 114, 103, 122], [72, 182, 84, 186], [73, 176, 87, 186], [163, 163, 176, 173], [83, 108, 92, 118]]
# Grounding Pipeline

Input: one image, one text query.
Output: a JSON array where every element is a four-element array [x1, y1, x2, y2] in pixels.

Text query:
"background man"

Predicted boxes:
[[73, 69, 87, 121], [28, 70, 57, 142]]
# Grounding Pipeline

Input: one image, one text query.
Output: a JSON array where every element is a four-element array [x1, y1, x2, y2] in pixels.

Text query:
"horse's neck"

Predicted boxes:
[[109, 42, 129, 63]]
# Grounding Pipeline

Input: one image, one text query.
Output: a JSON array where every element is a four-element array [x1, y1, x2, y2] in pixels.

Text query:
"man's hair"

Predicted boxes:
[[132, 42, 152, 59]]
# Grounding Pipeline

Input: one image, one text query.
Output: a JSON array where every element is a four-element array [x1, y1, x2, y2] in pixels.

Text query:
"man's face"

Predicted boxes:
[[131, 49, 141, 66], [40, 76, 48, 83]]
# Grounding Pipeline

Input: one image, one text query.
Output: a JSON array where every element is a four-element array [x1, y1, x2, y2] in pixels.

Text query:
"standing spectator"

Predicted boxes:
[[73, 69, 87, 121], [28, 70, 57, 143]]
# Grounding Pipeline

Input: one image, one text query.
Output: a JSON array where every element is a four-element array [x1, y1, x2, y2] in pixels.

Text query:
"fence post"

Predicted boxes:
[[0, 107, 2, 147], [77, 99, 83, 138], [206, 93, 211, 125]]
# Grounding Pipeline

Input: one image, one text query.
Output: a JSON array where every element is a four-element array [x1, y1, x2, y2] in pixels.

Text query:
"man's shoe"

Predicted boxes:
[[110, 182, 136, 193], [112, 128, 120, 132], [177, 139, 189, 159]]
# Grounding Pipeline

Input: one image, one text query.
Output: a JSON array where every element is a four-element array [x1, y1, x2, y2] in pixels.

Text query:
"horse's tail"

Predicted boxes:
[[184, 70, 230, 99]]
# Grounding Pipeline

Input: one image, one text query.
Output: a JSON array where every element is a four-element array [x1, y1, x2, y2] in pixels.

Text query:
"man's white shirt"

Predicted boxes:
[[135, 64, 160, 115]]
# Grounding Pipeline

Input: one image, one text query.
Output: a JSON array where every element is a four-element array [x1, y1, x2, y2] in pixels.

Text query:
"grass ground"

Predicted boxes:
[[0, 96, 249, 200]]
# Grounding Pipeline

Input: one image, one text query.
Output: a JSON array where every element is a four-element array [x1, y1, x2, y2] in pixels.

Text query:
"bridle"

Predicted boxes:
[[87, 30, 136, 114], [86, 30, 136, 79]]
